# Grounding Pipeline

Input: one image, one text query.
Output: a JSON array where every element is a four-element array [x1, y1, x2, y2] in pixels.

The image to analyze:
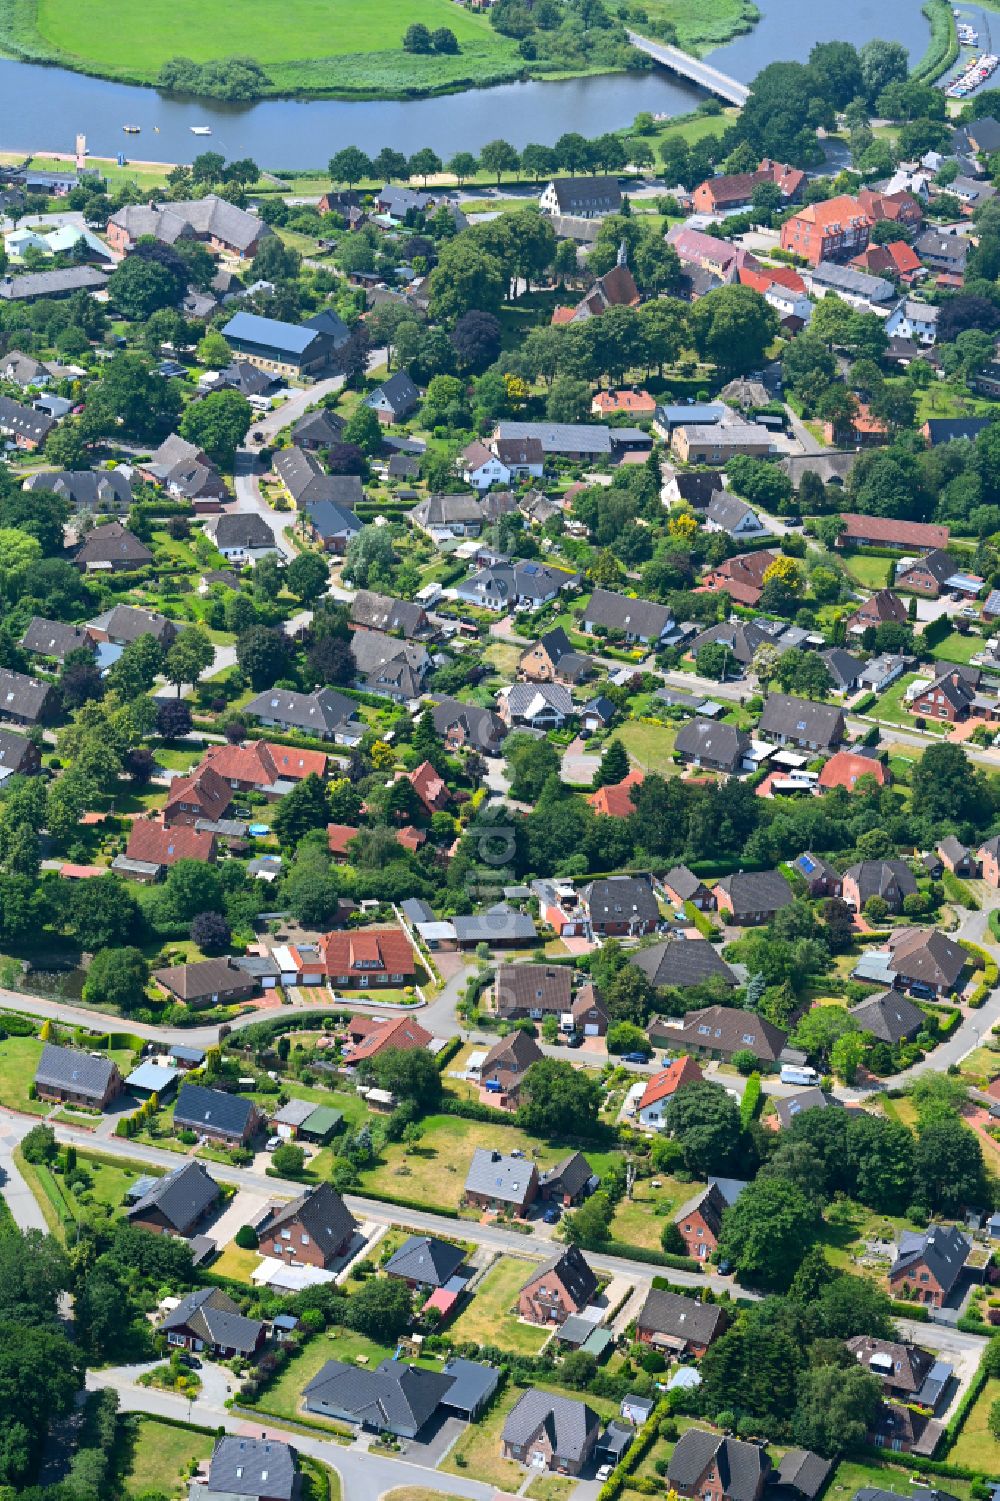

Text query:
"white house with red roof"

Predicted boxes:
[[637, 1056, 704, 1130]]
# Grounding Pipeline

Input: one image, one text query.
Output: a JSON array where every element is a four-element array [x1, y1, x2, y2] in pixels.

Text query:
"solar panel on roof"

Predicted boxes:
[[799, 855, 815, 873]]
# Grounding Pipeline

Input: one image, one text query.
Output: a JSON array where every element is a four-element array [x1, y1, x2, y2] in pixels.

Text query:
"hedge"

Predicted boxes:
[[853, 692, 877, 713], [347, 1186, 461, 1219], [740, 1073, 762, 1130], [596, 1238, 699, 1272], [888, 1299, 929, 1321], [942, 1336, 996, 1457], [598, 1398, 670, 1501], [435, 1036, 464, 1071]]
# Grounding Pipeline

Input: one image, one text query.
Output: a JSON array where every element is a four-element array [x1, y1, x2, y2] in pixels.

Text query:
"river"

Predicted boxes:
[[0, 0, 931, 169]]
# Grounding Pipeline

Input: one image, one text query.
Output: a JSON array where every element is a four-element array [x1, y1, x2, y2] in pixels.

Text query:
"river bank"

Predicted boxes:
[[0, 0, 933, 168]]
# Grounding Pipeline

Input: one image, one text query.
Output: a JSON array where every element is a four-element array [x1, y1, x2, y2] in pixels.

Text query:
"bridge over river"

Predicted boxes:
[[626, 31, 751, 106]]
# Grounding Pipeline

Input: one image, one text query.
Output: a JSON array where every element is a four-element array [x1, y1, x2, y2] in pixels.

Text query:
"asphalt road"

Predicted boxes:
[[0, 1105, 740, 1297]]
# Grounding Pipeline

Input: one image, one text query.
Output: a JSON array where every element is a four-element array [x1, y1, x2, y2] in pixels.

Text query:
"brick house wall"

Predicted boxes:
[[910, 690, 965, 723], [259, 1215, 350, 1269], [980, 847, 1000, 887], [466, 1180, 538, 1215], [899, 565, 943, 597], [675, 1206, 719, 1261], [36, 1066, 124, 1111], [888, 1260, 946, 1307], [518, 1269, 584, 1324]]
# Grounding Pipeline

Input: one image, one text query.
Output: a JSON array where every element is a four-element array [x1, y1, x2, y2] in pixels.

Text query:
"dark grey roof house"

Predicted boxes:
[[0, 668, 53, 728], [431, 696, 507, 755], [365, 370, 420, 423], [303, 1357, 454, 1437], [204, 1436, 297, 1501], [384, 1234, 465, 1288], [74, 522, 153, 572], [351, 591, 429, 638], [758, 692, 846, 752], [126, 1159, 221, 1236], [162, 1287, 264, 1358], [501, 1387, 601, 1474], [630, 937, 737, 989], [580, 588, 673, 644], [675, 718, 750, 774], [20, 617, 93, 663], [0, 730, 41, 780], [636, 1291, 728, 1353], [540, 176, 622, 217], [849, 989, 925, 1044], [244, 686, 362, 744], [173, 1083, 262, 1144], [34, 1043, 124, 1109], [775, 1450, 832, 1501], [24, 468, 133, 511], [667, 1430, 770, 1501], [584, 875, 661, 935], [714, 869, 793, 923], [540, 1152, 596, 1203]]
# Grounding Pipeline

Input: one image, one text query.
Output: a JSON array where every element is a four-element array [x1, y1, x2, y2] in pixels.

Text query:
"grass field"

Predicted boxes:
[[358, 1114, 620, 1214], [928, 629, 986, 664], [20, 0, 524, 94], [842, 554, 891, 589], [0, 1036, 46, 1114], [613, 721, 679, 775], [609, 1177, 696, 1250], [258, 1330, 394, 1424], [448, 1257, 552, 1354], [870, 674, 948, 735], [951, 1377, 1000, 1470], [123, 1418, 214, 1498], [827, 1458, 972, 1501]]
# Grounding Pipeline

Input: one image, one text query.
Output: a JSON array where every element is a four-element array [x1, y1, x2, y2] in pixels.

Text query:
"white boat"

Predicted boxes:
[[190, 125, 212, 135]]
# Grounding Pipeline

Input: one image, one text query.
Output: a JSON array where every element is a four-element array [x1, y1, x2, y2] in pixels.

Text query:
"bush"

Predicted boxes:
[[235, 1225, 259, 1250]]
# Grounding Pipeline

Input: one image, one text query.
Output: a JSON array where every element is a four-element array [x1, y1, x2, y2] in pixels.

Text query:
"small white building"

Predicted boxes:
[[460, 440, 511, 491], [885, 299, 939, 346]]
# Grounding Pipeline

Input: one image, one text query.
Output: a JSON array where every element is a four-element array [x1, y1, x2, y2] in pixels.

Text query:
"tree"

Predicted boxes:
[[450, 310, 502, 373], [164, 860, 224, 922], [346, 1276, 412, 1342], [190, 910, 231, 954], [370, 1047, 442, 1108], [286, 551, 330, 605], [106, 254, 183, 319], [272, 773, 331, 847], [859, 38, 909, 104], [447, 151, 479, 184], [196, 330, 232, 367], [517, 1059, 602, 1136], [505, 733, 560, 801], [21, 1125, 57, 1165], [429, 238, 505, 323], [409, 147, 443, 185], [272, 1142, 305, 1175], [696, 642, 733, 681], [592, 738, 629, 790], [157, 698, 192, 739], [329, 147, 372, 186], [911, 741, 991, 827], [914, 1115, 987, 1215], [793, 1364, 883, 1458], [343, 404, 383, 457], [664, 1080, 742, 1176], [690, 284, 778, 373], [546, 375, 591, 423], [343, 523, 396, 587], [236, 625, 292, 689], [479, 138, 520, 185], [164, 626, 214, 696], [717, 1175, 818, 1290], [82, 947, 148, 1011], [607, 1021, 650, 1055], [71, 876, 141, 951], [85, 353, 182, 441], [403, 22, 433, 51], [179, 389, 252, 467]]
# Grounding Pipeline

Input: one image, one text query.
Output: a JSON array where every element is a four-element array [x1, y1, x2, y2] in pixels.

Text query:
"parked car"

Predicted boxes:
[[266, 1135, 281, 1150], [597, 1465, 614, 1482], [566, 1032, 583, 1049], [542, 1205, 561, 1224], [178, 1353, 202, 1370], [623, 1051, 650, 1064]]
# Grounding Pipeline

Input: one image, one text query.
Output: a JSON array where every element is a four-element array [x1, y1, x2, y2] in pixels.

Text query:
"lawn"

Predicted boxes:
[[526, 1477, 578, 1501], [948, 1374, 996, 1464], [78, 1151, 154, 1211], [609, 1177, 696, 1251], [448, 1257, 552, 1355], [358, 1113, 621, 1214], [256, 1329, 392, 1425], [26, 0, 523, 93], [928, 629, 986, 665], [828, 1458, 972, 1501], [870, 674, 949, 735], [440, 1385, 536, 1491], [123, 1417, 214, 1499], [0, 1036, 47, 1114], [842, 554, 890, 589], [213, 1241, 263, 1282], [612, 720, 679, 775]]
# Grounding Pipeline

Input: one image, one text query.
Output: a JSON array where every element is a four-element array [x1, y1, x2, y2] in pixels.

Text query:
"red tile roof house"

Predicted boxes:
[[163, 765, 233, 828], [407, 760, 452, 815], [977, 835, 1000, 888], [202, 740, 327, 795], [321, 928, 417, 988], [700, 550, 779, 608], [818, 751, 888, 793], [327, 823, 360, 861], [691, 159, 804, 214], [636, 1055, 704, 1130], [851, 239, 924, 283], [121, 820, 217, 881], [344, 1014, 432, 1065], [836, 514, 950, 551], [780, 195, 872, 265], [857, 187, 924, 227], [845, 588, 908, 637], [518, 1246, 598, 1325], [587, 769, 644, 818], [258, 1182, 358, 1269], [591, 389, 657, 417]]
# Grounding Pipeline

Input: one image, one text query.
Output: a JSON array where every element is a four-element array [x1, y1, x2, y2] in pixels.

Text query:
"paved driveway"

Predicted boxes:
[[0, 1125, 48, 1232], [205, 1188, 272, 1248]]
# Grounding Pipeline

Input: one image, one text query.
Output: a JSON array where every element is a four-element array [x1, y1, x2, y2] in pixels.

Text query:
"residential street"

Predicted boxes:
[[87, 1369, 497, 1501]]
